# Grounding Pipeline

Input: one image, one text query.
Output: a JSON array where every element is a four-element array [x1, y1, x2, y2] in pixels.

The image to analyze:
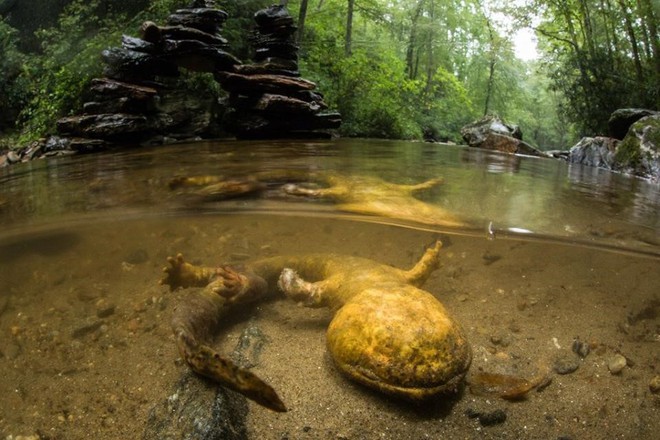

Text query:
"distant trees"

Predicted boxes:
[[526, 0, 659, 135], [0, 0, 655, 147]]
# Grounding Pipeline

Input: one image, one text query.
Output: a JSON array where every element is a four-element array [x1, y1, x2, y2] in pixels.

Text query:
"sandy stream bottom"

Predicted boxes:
[[0, 214, 658, 440]]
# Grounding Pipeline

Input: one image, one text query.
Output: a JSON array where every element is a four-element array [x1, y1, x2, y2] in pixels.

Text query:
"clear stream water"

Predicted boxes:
[[0, 139, 658, 439]]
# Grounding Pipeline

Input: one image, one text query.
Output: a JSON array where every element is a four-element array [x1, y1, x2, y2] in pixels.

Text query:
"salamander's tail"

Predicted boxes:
[[185, 344, 287, 412]]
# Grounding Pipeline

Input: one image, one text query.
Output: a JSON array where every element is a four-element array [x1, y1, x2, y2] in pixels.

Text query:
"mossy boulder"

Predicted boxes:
[[613, 115, 660, 180]]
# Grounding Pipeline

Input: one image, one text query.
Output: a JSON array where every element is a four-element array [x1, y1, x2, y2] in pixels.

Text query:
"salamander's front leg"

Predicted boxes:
[[160, 253, 217, 290], [278, 268, 329, 307]]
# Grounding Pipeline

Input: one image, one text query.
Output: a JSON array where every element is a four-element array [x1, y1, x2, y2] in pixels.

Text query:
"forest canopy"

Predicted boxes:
[[0, 0, 657, 149]]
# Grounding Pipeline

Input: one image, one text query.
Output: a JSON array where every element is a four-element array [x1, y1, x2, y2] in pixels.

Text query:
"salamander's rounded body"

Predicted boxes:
[[327, 286, 471, 399]]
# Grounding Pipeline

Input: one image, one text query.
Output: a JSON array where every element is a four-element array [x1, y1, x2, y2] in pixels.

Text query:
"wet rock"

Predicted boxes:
[[216, 72, 316, 95], [226, 110, 341, 139], [649, 375, 660, 394], [72, 318, 104, 339], [568, 136, 618, 169], [608, 108, 659, 140], [56, 113, 157, 141], [612, 114, 660, 180], [140, 21, 229, 48], [102, 47, 180, 82], [466, 408, 507, 426], [96, 299, 117, 318], [89, 78, 159, 103], [231, 93, 322, 116], [553, 350, 580, 375], [167, 8, 228, 35], [571, 338, 590, 358], [460, 115, 546, 157], [231, 319, 269, 369], [142, 372, 248, 440], [489, 331, 511, 347], [217, 4, 340, 139], [607, 354, 627, 374], [161, 39, 240, 72], [42, 136, 112, 156]]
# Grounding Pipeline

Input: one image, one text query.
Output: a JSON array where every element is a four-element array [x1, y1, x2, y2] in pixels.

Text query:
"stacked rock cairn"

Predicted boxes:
[[216, 4, 341, 139], [50, 0, 240, 155], [18, 1, 340, 161]]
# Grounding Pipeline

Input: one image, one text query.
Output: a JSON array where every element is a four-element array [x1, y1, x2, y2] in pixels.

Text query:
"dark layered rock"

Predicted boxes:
[[461, 115, 546, 157], [217, 5, 340, 139], [102, 47, 180, 82], [140, 21, 229, 48], [142, 372, 248, 440], [56, 113, 162, 141], [216, 72, 316, 94], [4, 0, 340, 165], [167, 7, 228, 35], [608, 108, 659, 140], [225, 109, 341, 139], [50, 0, 239, 151]]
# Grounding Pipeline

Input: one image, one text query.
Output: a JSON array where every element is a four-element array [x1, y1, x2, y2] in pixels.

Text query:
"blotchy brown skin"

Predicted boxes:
[[161, 241, 472, 412]]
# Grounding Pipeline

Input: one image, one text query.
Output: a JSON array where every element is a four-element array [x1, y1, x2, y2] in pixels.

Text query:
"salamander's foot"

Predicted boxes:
[[161, 254, 213, 290], [208, 266, 265, 304]]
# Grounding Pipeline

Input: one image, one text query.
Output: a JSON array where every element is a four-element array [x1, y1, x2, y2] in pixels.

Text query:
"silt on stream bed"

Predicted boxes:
[[0, 213, 658, 439]]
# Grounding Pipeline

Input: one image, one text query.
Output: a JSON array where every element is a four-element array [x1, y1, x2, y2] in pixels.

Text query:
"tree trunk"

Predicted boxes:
[[345, 0, 354, 56], [406, 0, 425, 79], [297, 0, 309, 44], [425, 0, 435, 93], [638, 0, 660, 76], [617, 0, 645, 83], [483, 18, 496, 116]]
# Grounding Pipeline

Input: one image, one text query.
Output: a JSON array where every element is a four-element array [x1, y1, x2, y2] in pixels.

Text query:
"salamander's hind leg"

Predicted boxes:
[[403, 240, 443, 287]]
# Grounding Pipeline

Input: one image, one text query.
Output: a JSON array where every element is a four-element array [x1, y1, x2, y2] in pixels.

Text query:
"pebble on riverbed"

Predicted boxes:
[[571, 337, 591, 358], [553, 350, 580, 375], [649, 375, 660, 394], [465, 408, 507, 426], [607, 354, 627, 374]]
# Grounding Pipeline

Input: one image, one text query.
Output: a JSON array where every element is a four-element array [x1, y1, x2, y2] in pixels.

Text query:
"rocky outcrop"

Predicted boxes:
[[216, 4, 340, 139], [460, 115, 547, 157], [568, 112, 660, 181], [608, 108, 659, 140], [612, 114, 660, 179], [568, 136, 618, 169]]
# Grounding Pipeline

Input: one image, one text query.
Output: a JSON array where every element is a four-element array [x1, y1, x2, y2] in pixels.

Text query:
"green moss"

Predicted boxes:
[[614, 135, 643, 168], [614, 116, 660, 169]]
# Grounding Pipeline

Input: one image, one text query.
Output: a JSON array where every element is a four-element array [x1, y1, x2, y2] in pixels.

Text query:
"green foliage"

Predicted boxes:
[[531, 0, 660, 137], [16, 0, 127, 141], [0, 19, 28, 135], [418, 67, 477, 142], [2, 0, 654, 148]]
